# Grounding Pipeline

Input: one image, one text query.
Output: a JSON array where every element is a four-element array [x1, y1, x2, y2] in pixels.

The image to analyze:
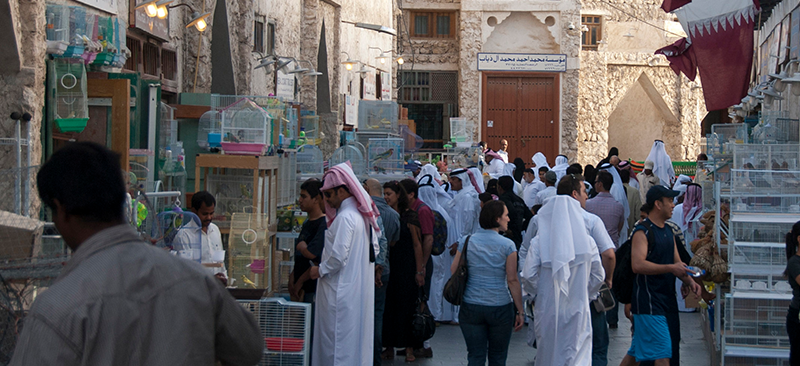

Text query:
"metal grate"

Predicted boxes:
[[431, 72, 458, 102], [142, 42, 160, 77], [238, 298, 311, 366], [161, 49, 177, 81], [124, 37, 141, 72]]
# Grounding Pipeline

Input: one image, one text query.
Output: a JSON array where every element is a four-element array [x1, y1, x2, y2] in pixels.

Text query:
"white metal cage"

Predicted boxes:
[[723, 294, 791, 350], [238, 298, 311, 366], [368, 138, 404, 175], [358, 100, 398, 133], [220, 98, 270, 155]]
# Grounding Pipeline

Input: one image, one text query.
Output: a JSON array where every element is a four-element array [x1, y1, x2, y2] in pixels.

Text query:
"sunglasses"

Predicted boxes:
[[324, 190, 333, 198]]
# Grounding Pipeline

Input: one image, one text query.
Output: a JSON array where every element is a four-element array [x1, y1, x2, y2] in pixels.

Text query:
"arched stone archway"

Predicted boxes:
[[607, 72, 680, 162]]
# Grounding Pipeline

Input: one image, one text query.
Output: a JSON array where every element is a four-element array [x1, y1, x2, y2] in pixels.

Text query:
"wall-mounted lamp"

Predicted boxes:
[[771, 60, 800, 94], [341, 52, 359, 71], [255, 55, 277, 70], [296, 60, 323, 77], [369, 47, 392, 64], [396, 57, 404, 65], [135, 0, 173, 19], [137, 1, 211, 31]]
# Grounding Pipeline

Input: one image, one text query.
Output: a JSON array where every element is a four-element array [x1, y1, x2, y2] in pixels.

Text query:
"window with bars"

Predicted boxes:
[[254, 16, 265, 53], [400, 72, 431, 102], [410, 11, 456, 39], [161, 49, 177, 80], [143, 42, 160, 76], [581, 15, 602, 50], [266, 22, 275, 55], [124, 37, 142, 73]]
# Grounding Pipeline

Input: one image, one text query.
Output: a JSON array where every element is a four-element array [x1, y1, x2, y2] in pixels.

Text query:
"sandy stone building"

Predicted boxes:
[[397, 0, 706, 166]]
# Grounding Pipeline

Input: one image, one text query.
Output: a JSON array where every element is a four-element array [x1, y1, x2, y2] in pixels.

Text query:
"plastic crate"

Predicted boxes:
[[723, 295, 791, 349], [358, 100, 398, 133]]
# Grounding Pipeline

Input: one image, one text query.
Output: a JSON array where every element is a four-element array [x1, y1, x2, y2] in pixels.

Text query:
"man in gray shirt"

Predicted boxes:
[[11, 142, 262, 366], [364, 178, 400, 366]]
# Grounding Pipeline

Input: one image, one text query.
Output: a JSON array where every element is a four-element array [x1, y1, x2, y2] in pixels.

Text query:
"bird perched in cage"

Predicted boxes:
[[241, 275, 257, 289], [371, 148, 394, 163], [240, 184, 252, 199], [225, 132, 241, 143]]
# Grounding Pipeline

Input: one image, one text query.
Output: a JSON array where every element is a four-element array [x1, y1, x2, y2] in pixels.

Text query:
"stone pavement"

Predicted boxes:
[[381, 311, 710, 365]]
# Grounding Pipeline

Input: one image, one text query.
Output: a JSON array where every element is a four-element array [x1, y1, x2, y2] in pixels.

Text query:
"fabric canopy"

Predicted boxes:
[[656, 0, 759, 111]]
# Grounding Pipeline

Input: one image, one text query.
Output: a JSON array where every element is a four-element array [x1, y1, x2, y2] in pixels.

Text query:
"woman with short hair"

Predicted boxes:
[[450, 200, 524, 365]]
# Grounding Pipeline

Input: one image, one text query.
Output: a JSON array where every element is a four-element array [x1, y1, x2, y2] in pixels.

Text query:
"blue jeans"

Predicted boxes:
[[374, 272, 390, 366], [459, 302, 514, 366], [606, 299, 619, 326], [591, 304, 609, 366]]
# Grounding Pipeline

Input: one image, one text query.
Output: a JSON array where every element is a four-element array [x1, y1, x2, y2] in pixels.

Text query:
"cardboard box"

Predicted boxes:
[[684, 293, 701, 308], [0, 211, 45, 261]]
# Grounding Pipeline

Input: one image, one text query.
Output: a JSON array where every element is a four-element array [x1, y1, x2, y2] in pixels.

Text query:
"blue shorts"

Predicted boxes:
[[628, 314, 671, 362]]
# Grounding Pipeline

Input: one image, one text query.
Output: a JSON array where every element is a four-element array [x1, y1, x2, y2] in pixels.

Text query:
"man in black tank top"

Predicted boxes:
[[620, 186, 702, 366]]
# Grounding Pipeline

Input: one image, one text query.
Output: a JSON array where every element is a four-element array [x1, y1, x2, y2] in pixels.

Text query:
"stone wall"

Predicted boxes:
[[457, 11, 482, 133], [0, 0, 47, 214]]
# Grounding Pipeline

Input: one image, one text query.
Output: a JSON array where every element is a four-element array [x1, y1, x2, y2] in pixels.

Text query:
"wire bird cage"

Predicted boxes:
[[449, 117, 475, 147], [296, 145, 323, 177], [723, 294, 791, 350], [278, 150, 297, 207], [52, 58, 89, 133], [358, 101, 398, 132], [0, 215, 68, 363], [300, 115, 320, 145], [368, 138, 404, 175], [205, 170, 256, 229], [198, 110, 222, 149], [329, 143, 368, 177], [221, 98, 270, 155], [238, 298, 311, 366], [158, 210, 203, 263], [160, 102, 177, 156], [229, 213, 271, 292]]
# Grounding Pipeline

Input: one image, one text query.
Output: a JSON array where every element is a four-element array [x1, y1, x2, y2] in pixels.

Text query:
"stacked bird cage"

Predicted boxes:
[[368, 137, 404, 177], [278, 150, 298, 207], [296, 145, 324, 179], [229, 213, 272, 292], [220, 98, 271, 155], [238, 298, 311, 366], [358, 100, 398, 132], [329, 143, 368, 177], [52, 58, 89, 133], [205, 169, 256, 230]]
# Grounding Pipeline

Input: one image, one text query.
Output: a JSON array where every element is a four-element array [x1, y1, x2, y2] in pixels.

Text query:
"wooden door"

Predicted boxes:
[[481, 73, 559, 166]]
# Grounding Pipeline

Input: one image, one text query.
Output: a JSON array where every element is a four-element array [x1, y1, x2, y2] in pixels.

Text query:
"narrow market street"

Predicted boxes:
[[382, 312, 710, 365]]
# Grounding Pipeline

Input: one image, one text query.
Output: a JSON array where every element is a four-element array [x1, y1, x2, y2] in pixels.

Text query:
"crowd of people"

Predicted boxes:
[[280, 140, 723, 366]]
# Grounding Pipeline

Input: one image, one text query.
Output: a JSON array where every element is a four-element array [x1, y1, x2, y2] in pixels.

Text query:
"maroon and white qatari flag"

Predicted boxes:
[[656, 0, 760, 111]]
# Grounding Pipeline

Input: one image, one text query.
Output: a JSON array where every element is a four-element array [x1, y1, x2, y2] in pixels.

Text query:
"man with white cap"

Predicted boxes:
[[310, 162, 381, 366], [446, 169, 481, 242], [646, 140, 676, 188], [483, 150, 506, 179], [531, 152, 550, 183], [521, 180, 606, 366], [637, 160, 662, 204]]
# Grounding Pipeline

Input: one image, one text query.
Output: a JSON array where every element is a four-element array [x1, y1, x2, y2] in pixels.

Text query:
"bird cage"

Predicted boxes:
[[300, 115, 320, 145], [52, 58, 89, 133], [46, 4, 70, 55], [730, 144, 800, 197], [205, 170, 256, 230], [198, 110, 222, 149], [220, 98, 270, 155], [400, 125, 423, 153], [774, 118, 800, 143], [63, 6, 87, 58], [129, 149, 156, 191], [229, 213, 272, 292], [238, 298, 311, 366], [358, 100, 398, 132], [281, 107, 298, 148], [296, 145, 324, 177], [449, 117, 475, 147], [329, 143, 367, 177], [368, 138, 404, 175], [159, 102, 177, 156], [158, 211, 202, 263], [278, 150, 297, 207]]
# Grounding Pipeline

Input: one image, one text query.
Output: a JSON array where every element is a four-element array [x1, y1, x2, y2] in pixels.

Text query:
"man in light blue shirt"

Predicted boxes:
[[364, 179, 399, 366]]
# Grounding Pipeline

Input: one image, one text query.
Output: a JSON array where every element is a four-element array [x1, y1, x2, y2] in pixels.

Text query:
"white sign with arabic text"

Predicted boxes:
[[477, 53, 567, 72]]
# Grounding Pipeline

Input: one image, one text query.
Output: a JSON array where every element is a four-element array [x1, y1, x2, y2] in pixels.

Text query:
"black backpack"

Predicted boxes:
[[612, 221, 654, 304]]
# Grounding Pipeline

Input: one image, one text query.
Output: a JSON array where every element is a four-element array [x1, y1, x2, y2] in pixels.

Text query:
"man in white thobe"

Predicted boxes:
[[483, 150, 506, 179], [446, 168, 481, 242], [310, 162, 381, 366], [418, 173, 460, 323], [521, 195, 605, 366], [522, 168, 545, 209], [646, 139, 676, 188]]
